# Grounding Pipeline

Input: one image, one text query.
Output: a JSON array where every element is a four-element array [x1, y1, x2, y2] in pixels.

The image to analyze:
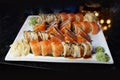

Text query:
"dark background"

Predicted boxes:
[[0, 0, 120, 78]]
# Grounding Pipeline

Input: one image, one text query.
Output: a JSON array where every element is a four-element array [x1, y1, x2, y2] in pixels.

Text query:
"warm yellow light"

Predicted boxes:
[[108, 24, 111, 28], [102, 26, 108, 31], [106, 19, 111, 24], [100, 19, 104, 24], [94, 12, 99, 16]]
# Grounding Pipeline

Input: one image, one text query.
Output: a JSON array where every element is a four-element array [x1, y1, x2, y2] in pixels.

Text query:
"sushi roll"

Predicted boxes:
[[75, 13, 83, 22], [62, 42, 72, 57], [81, 41, 92, 58], [71, 44, 83, 58], [29, 40, 41, 56], [60, 20, 71, 34], [49, 33, 64, 43], [24, 31, 39, 42], [72, 21, 91, 41], [78, 29, 91, 42], [90, 22, 99, 35], [77, 34, 88, 43], [33, 22, 46, 32], [64, 33, 76, 43], [60, 12, 68, 22], [24, 31, 31, 42], [67, 13, 75, 22], [40, 40, 52, 56], [80, 21, 91, 33], [45, 14, 57, 23], [51, 41, 63, 57], [47, 26, 64, 37], [37, 31, 49, 40], [64, 28, 77, 42]]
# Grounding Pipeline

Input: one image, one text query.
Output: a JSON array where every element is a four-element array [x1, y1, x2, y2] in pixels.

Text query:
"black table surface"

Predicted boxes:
[[0, 1, 120, 77]]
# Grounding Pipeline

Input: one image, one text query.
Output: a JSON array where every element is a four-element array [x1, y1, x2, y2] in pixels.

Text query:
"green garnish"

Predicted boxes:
[[29, 17, 38, 26], [95, 46, 110, 62], [96, 52, 110, 62], [95, 46, 105, 52]]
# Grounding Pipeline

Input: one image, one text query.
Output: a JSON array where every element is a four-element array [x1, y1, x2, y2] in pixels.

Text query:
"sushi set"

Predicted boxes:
[[5, 12, 114, 64]]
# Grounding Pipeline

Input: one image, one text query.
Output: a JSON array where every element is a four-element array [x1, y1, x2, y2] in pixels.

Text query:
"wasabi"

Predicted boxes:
[[29, 17, 38, 26], [95, 46, 105, 52], [96, 52, 110, 62], [95, 46, 110, 62]]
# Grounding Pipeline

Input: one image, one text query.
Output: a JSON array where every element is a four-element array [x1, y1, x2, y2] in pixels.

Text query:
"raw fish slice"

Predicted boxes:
[[77, 34, 88, 43], [67, 13, 75, 22], [33, 22, 46, 31], [81, 21, 91, 33], [75, 13, 83, 22], [90, 22, 99, 35], [60, 20, 71, 34], [60, 12, 68, 22]]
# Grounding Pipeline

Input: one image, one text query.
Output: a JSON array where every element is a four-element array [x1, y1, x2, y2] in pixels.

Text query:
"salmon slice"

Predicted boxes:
[[60, 12, 68, 22], [64, 33, 76, 43], [49, 33, 64, 43], [51, 41, 63, 57], [90, 22, 99, 35], [75, 13, 83, 22], [47, 26, 64, 38], [60, 21, 71, 34], [40, 40, 52, 56], [72, 21, 83, 33], [77, 34, 88, 43], [33, 22, 46, 31], [30, 40, 41, 56], [67, 13, 75, 22], [64, 28, 77, 42], [81, 21, 91, 33], [78, 29, 91, 42]]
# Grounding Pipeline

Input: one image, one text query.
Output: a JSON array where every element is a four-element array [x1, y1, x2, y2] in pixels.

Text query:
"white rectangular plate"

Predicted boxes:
[[5, 16, 114, 64]]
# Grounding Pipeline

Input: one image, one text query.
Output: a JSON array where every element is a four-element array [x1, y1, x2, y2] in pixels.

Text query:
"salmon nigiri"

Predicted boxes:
[[30, 40, 41, 56]]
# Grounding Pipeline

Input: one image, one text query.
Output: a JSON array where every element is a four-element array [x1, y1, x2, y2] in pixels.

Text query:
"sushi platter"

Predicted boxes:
[[5, 12, 114, 64]]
